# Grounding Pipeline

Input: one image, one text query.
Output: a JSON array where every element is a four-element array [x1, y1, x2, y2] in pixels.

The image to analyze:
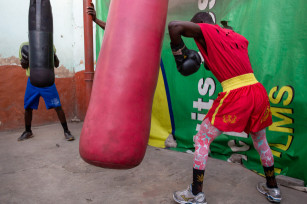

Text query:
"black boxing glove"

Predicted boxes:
[[21, 45, 29, 61], [170, 40, 190, 72], [20, 58, 29, 69], [20, 45, 29, 69], [180, 50, 202, 76], [54, 53, 60, 68]]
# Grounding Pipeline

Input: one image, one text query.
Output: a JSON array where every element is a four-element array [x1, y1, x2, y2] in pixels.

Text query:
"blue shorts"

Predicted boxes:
[[24, 78, 61, 110]]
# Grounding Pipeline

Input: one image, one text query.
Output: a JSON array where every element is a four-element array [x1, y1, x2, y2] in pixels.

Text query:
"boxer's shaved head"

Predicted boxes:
[[191, 12, 214, 24]]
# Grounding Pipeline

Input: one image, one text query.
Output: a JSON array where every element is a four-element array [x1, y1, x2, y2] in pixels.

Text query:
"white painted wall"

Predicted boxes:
[[0, 0, 96, 72]]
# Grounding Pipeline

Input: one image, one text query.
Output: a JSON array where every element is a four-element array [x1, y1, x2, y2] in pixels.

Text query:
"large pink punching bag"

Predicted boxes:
[[79, 0, 169, 169]]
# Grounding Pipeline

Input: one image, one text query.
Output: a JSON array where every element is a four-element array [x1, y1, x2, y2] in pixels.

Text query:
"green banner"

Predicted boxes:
[[96, 0, 307, 185], [95, 0, 109, 60]]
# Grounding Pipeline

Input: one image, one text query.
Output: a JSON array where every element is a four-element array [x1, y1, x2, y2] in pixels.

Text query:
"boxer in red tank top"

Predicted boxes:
[[169, 12, 281, 204]]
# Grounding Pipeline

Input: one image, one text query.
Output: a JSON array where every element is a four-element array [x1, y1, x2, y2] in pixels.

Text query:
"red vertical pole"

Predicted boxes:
[[83, 0, 94, 109]]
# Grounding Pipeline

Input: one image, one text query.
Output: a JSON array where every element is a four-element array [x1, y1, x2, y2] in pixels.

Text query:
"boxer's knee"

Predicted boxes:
[[54, 106, 62, 112]]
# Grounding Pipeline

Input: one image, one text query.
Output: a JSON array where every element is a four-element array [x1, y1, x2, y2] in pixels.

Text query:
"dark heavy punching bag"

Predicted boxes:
[[79, 0, 169, 169], [28, 0, 55, 87]]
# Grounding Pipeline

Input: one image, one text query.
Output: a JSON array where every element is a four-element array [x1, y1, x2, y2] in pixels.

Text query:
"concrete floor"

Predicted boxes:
[[0, 122, 306, 204]]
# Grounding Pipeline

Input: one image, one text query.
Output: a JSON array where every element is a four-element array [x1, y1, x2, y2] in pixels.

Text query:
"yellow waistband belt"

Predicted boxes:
[[221, 73, 258, 92]]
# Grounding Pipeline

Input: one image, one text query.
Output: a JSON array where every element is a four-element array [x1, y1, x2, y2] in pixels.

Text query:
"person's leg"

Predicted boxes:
[[18, 108, 34, 141], [41, 83, 74, 141], [192, 118, 222, 194], [18, 79, 40, 141], [173, 118, 222, 204], [251, 129, 281, 203], [25, 108, 33, 132], [54, 106, 68, 130], [54, 106, 74, 141], [250, 129, 277, 187]]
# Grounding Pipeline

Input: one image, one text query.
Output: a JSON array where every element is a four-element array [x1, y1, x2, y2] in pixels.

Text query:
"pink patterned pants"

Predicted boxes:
[[193, 118, 274, 170]]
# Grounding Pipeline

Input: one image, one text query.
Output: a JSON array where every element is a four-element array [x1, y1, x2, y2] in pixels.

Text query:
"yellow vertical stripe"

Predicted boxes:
[[211, 91, 230, 125], [148, 67, 172, 148]]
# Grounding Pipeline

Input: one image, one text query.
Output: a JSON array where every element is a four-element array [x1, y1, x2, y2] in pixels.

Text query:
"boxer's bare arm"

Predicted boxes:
[[168, 21, 203, 46], [87, 3, 106, 30]]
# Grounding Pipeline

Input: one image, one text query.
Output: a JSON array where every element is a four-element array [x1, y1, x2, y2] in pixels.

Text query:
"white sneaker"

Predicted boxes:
[[173, 185, 207, 204], [257, 182, 282, 203]]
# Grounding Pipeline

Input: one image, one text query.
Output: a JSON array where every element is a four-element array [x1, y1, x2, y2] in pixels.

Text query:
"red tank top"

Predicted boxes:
[[195, 24, 253, 82]]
